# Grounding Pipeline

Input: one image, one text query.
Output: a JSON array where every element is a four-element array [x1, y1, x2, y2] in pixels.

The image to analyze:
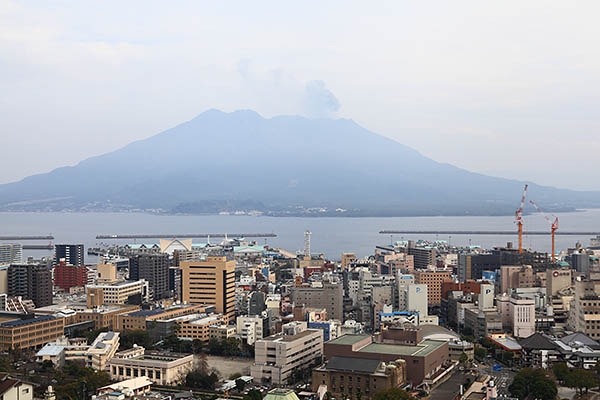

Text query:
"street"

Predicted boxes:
[[480, 360, 516, 397]]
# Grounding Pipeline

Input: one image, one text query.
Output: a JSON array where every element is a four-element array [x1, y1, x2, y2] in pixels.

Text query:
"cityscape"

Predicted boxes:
[[0, 222, 598, 399], [2, 2, 600, 400]]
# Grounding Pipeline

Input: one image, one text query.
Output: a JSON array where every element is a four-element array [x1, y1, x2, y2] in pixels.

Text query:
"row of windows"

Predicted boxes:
[[113, 366, 161, 379]]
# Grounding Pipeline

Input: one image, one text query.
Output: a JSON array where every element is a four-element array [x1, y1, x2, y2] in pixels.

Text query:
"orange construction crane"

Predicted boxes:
[[529, 200, 559, 262], [515, 184, 528, 253]]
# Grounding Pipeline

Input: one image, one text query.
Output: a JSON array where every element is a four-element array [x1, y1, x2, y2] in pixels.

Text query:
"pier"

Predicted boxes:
[[96, 233, 277, 239], [22, 244, 53, 250], [379, 230, 600, 236], [0, 235, 54, 240]]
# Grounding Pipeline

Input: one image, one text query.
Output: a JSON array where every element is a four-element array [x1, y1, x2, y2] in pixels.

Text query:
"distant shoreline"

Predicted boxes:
[[0, 207, 591, 218]]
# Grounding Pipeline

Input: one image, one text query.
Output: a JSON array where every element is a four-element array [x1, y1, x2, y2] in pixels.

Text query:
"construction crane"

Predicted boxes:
[[529, 199, 559, 262], [515, 184, 528, 253]]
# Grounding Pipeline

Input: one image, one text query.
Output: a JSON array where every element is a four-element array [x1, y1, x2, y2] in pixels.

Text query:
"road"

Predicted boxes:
[[480, 360, 516, 397]]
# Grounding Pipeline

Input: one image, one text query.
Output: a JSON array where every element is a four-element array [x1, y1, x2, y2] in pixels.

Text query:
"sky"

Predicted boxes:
[[1, 1, 599, 190]]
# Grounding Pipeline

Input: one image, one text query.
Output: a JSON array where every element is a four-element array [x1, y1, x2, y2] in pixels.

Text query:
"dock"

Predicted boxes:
[[96, 233, 277, 239], [380, 230, 600, 236]]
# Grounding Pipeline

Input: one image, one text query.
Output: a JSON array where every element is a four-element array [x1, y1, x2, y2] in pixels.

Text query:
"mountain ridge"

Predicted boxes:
[[1, 109, 599, 216]]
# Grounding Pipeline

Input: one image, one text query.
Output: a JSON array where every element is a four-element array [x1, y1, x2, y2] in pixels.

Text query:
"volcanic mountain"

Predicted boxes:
[[1, 109, 599, 216]]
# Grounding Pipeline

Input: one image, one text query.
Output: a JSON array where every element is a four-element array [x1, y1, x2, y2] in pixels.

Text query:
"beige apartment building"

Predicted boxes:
[[180, 256, 236, 323], [86, 331, 120, 371], [108, 348, 194, 385], [116, 304, 204, 331], [569, 278, 600, 339], [0, 315, 65, 351], [86, 280, 150, 307], [96, 262, 118, 284], [500, 265, 534, 293], [167, 313, 225, 342], [251, 324, 323, 385]]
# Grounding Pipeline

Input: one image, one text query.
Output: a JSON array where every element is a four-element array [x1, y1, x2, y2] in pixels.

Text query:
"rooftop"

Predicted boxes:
[[264, 388, 300, 400], [323, 356, 383, 373], [262, 329, 320, 343], [0, 314, 55, 327], [358, 339, 446, 357], [327, 334, 370, 346], [36, 344, 64, 356]]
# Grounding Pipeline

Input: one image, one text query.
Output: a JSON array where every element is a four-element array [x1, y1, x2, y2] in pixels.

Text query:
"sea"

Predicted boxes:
[[1, 210, 600, 262]]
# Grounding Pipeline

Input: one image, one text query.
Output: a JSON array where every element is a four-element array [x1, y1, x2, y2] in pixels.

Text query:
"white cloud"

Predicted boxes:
[[0, 0, 599, 189]]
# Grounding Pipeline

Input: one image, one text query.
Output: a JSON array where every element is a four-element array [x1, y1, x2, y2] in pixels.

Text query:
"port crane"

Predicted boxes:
[[529, 199, 559, 262], [515, 184, 528, 253]]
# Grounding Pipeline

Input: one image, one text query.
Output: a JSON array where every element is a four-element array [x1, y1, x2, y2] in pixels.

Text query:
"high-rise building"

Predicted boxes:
[[54, 244, 84, 266], [571, 253, 590, 274], [500, 265, 534, 293], [407, 284, 428, 317], [0, 244, 22, 265], [458, 251, 522, 282], [54, 261, 89, 290], [168, 267, 182, 300], [291, 282, 344, 321], [415, 268, 452, 305], [180, 256, 236, 323], [8, 264, 53, 307], [406, 246, 435, 269], [569, 277, 600, 339], [129, 254, 170, 300], [251, 323, 323, 385], [546, 268, 572, 298], [396, 273, 415, 311]]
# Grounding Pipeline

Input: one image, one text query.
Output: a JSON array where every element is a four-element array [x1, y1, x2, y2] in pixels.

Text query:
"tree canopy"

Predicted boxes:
[[508, 368, 557, 400]]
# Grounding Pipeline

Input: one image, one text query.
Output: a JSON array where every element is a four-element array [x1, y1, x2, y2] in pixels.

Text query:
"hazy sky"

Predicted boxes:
[[2, 1, 599, 190]]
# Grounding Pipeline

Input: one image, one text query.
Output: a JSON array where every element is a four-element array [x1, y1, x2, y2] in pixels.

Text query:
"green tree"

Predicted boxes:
[[459, 352, 469, 364], [120, 329, 153, 349], [208, 337, 222, 355], [553, 362, 569, 383], [235, 378, 246, 392], [502, 351, 514, 364], [566, 369, 597, 395], [222, 337, 241, 356], [508, 368, 557, 400], [373, 387, 415, 400], [41, 360, 54, 372], [480, 337, 496, 349], [474, 346, 487, 360], [531, 378, 558, 400], [245, 389, 263, 400], [185, 369, 219, 390]]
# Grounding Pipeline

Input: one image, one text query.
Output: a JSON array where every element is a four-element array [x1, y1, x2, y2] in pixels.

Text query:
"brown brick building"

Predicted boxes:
[[312, 357, 406, 400], [415, 269, 452, 305], [323, 329, 448, 386]]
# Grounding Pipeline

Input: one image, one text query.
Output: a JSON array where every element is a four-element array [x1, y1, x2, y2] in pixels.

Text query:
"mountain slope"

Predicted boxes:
[[1, 109, 599, 216]]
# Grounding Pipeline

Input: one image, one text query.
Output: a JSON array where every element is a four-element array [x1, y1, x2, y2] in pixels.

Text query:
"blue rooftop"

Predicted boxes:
[[1, 314, 55, 327], [127, 308, 166, 317]]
